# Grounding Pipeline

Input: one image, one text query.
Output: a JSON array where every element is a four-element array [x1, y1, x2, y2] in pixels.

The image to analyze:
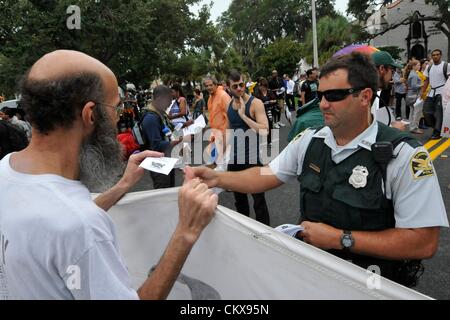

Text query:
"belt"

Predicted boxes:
[[430, 84, 445, 97]]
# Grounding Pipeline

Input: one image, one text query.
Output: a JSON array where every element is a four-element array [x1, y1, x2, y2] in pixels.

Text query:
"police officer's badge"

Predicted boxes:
[[349, 166, 369, 189], [411, 151, 434, 180]]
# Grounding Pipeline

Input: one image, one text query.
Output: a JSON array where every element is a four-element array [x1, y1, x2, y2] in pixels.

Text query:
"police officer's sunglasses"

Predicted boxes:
[[317, 88, 365, 102]]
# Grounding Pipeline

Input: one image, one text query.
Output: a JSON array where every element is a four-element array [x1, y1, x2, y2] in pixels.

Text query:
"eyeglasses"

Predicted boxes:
[[317, 88, 364, 102], [231, 82, 245, 90], [97, 101, 124, 114]]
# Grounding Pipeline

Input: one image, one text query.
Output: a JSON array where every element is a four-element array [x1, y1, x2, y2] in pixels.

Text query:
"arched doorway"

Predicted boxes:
[[411, 44, 425, 60]]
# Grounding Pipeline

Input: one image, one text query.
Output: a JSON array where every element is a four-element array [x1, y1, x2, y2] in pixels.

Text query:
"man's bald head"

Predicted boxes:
[[20, 50, 118, 134], [28, 50, 114, 82]]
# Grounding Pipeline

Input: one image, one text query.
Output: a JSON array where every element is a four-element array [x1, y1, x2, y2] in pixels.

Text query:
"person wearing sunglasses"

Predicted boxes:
[[187, 52, 448, 287], [226, 70, 270, 226]]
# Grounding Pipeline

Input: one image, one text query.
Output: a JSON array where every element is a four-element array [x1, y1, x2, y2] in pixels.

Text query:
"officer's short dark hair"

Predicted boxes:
[[19, 71, 105, 134], [153, 85, 172, 99], [320, 52, 378, 95]]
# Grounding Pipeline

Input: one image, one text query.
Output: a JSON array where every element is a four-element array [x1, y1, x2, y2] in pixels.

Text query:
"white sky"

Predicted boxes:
[[191, 0, 350, 22]]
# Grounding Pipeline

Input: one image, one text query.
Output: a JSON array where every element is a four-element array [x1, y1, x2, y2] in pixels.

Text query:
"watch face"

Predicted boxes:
[[342, 236, 353, 248]]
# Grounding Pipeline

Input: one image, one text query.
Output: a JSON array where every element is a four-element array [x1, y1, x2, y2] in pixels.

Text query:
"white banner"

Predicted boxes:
[[108, 189, 431, 300], [442, 102, 450, 138]]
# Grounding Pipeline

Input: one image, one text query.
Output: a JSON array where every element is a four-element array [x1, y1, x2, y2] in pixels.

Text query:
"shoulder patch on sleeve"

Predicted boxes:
[[410, 151, 434, 180]]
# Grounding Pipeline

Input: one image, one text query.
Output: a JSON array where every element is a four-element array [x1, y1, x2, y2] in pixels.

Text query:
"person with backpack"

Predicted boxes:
[[422, 49, 450, 139], [141, 85, 183, 189]]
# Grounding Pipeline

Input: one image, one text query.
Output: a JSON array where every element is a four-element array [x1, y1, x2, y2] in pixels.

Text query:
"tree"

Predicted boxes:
[[377, 46, 405, 60], [219, 0, 337, 75], [348, 0, 450, 60], [300, 15, 363, 66], [0, 0, 214, 97], [258, 37, 302, 78]]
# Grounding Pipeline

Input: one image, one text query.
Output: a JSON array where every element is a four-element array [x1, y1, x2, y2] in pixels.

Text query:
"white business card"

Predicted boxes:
[[139, 157, 179, 175]]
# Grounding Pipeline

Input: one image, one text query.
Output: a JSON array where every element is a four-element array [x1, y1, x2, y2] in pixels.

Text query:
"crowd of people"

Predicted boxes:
[[0, 46, 449, 300], [379, 49, 449, 139]]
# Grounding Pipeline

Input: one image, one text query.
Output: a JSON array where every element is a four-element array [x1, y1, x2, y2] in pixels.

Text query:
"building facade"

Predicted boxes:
[[366, 0, 447, 61]]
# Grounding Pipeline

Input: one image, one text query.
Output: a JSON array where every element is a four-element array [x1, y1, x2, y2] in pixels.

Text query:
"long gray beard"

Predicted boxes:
[[79, 106, 125, 193]]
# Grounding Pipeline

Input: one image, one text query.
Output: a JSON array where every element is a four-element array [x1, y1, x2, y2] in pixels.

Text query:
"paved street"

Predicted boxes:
[[131, 115, 450, 300]]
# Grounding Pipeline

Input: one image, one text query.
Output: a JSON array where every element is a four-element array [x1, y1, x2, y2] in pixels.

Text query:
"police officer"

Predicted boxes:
[[187, 53, 449, 287]]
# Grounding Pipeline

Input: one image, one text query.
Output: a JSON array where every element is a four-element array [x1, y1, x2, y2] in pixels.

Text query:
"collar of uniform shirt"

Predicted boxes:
[[312, 121, 378, 154]]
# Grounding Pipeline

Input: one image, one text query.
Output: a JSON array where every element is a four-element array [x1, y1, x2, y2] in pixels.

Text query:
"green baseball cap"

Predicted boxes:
[[372, 51, 403, 68]]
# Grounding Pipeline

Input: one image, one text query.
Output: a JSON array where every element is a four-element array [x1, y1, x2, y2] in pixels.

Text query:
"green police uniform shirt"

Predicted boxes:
[[269, 121, 449, 229]]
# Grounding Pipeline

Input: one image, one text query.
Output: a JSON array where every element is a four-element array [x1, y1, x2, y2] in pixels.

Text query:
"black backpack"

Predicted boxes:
[[132, 110, 171, 151], [0, 120, 28, 159]]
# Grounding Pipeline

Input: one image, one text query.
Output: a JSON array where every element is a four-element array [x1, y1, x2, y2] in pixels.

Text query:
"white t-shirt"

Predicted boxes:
[[286, 80, 295, 95], [0, 153, 138, 300], [424, 61, 450, 97], [371, 90, 394, 126], [269, 122, 449, 229]]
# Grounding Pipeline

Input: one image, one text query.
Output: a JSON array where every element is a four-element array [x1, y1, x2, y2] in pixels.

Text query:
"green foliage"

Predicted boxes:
[[258, 37, 302, 77], [220, 0, 337, 75], [0, 0, 214, 96], [377, 46, 405, 60], [347, 0, 377, 22], [300, 15, 362, 66]]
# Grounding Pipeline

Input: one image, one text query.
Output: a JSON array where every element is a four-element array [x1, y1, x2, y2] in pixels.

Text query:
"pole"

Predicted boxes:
[[312, 0, 319, 68]]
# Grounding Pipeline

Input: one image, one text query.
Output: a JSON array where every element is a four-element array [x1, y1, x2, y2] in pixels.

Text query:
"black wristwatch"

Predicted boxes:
[[341, 230, 354, 251]]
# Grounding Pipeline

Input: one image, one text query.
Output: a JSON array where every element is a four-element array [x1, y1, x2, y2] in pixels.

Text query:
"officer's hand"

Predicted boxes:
[[119, 150, 164, 190], [299, 221, 341, 250], [183, 166, 219, 188], [177, 177, 218, 244]]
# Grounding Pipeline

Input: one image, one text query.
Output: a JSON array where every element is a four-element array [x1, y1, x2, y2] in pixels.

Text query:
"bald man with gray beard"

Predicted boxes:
[[0, 50, 218, 300]]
